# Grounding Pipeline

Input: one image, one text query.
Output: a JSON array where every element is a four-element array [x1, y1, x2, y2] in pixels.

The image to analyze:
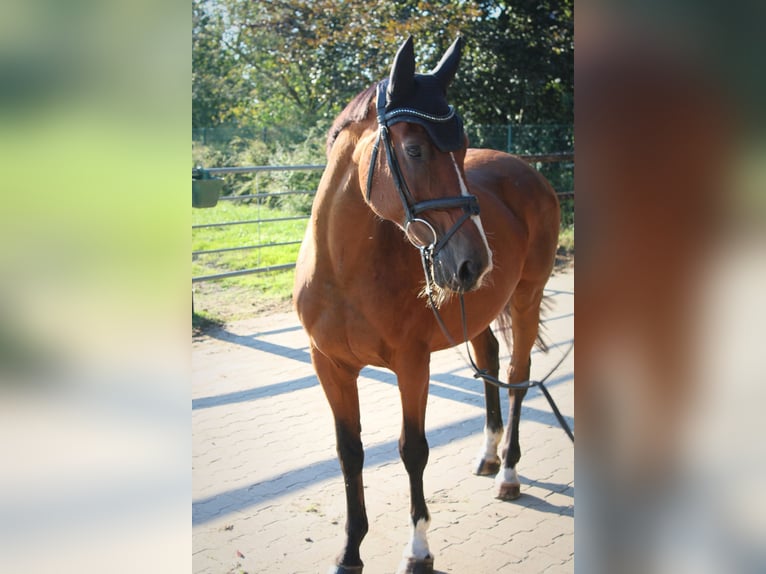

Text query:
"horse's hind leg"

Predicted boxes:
[[311, 347, 367, 573], [470, 327, 504, 476], [496, 283, 545, 501]]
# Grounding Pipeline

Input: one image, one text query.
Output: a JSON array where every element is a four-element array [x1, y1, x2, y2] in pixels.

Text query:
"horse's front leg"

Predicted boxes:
[[394, 350, 434, 574], [311, 347, 367, 574]]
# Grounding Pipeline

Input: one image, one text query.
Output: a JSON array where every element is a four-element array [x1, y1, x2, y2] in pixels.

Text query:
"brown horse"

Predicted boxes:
[[293, 37, 560, 574]]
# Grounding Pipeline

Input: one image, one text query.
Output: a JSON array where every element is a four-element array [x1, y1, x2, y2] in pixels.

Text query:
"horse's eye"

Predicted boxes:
[[405, 145, 422, 158]]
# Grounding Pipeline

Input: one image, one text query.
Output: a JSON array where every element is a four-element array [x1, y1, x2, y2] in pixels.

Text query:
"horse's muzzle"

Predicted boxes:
[[433, 249, 488, 293]]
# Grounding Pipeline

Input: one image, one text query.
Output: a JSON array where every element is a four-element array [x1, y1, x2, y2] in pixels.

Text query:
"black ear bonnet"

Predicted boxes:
[[377, 36, 466, 153]]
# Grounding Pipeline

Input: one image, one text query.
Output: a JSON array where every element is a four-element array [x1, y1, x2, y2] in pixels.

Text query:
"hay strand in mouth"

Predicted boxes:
[[418, 281, 454, 308]]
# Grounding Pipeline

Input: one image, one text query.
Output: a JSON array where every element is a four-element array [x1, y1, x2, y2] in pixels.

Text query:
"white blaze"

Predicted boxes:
[[450, 153, 493, 276]]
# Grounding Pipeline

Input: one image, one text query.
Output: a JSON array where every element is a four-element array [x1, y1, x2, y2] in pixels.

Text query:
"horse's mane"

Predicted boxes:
[[326, 84, 376, 158]]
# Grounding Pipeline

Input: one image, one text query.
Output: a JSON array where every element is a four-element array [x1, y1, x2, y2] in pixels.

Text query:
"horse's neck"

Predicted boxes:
[[315, 157, 364, 220], [313, 143, 378, 256]]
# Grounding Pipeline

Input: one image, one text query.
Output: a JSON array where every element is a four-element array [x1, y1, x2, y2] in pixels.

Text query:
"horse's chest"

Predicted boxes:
[[307, 309, 389, 368], [307, 280, 426, 367]]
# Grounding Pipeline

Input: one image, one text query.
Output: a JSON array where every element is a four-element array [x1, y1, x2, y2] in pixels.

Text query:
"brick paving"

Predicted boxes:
[[192, 268, 573, 574]]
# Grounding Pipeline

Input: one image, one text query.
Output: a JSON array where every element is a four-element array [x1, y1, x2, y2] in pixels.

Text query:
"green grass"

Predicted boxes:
[[192, 200, 307, 322], [192, 200, 307, 289], [558, 225, 574, 253]]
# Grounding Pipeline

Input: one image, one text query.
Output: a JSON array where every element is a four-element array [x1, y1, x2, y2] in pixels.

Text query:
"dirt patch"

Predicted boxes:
[[192, 282, 293, 335], [192, 312, 224, 337]]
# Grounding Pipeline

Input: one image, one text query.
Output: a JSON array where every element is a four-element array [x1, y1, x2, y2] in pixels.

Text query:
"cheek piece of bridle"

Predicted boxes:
[[365, 82, 574, 443]]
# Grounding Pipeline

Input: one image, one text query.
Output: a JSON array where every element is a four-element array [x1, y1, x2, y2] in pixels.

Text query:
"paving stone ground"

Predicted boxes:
[[192, 268, 573, 574]]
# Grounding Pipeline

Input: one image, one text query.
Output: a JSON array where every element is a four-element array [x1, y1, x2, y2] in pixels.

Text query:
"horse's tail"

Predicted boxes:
[[494, 294, 553, 354]]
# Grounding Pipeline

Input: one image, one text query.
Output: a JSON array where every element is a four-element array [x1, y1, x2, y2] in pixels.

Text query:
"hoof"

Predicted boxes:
[[327, 564, 363, 574], [473, 456, 501, 476], [397, 555, 434, 574], [496, 482, 521, 501]]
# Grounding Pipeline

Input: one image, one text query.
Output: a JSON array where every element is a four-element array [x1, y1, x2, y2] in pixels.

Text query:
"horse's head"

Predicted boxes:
[[357, 36, 493, 295]]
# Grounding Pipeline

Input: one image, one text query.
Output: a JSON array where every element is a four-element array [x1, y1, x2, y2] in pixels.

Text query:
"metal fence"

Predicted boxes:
[[192, 154, 573, 283]]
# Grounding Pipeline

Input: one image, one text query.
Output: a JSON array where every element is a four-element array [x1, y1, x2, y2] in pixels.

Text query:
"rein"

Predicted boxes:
[[420, 248, 575, 443], [366, 83, 479, 255]]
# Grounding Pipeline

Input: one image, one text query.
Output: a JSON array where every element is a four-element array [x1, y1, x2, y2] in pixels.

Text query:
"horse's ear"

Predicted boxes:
[[431, 36, 464, 91], [387, 36, 416, 103]]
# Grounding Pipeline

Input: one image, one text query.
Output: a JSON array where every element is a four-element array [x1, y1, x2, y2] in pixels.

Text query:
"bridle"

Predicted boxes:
[[365, 81, 574, 443], [365, 82, 480, 259]]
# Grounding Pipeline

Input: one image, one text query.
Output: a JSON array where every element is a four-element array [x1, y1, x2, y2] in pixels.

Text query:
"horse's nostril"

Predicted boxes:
[[457, 259, 479, 288]]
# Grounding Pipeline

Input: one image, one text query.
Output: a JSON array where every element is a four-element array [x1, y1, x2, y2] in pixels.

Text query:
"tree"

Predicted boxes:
[[216, 0, 479, 128], [454, 0, 573, 125], [192, 0, 251, 127], [192, 0, 573, 132]]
